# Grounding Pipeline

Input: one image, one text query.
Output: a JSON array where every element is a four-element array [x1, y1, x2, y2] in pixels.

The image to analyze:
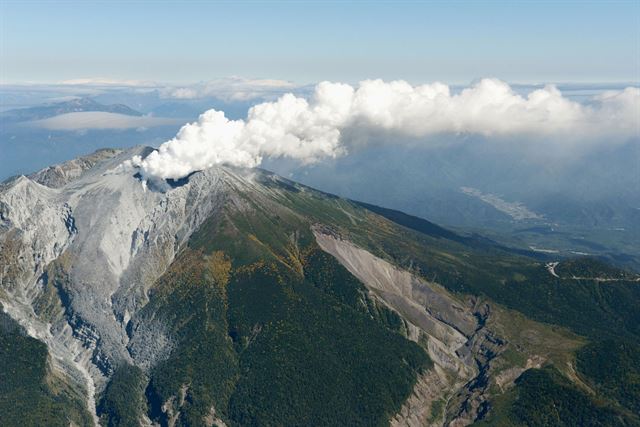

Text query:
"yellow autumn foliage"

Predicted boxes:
[[205, 251, 232, 288]]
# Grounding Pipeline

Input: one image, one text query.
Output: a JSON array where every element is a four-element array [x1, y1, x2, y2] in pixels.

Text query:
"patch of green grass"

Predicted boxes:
[[499, 347, 528, 368], [428, 399, 445, 424]]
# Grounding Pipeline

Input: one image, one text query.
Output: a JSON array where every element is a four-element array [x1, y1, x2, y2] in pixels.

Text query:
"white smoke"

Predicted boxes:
[[133, 78, 640, 180]]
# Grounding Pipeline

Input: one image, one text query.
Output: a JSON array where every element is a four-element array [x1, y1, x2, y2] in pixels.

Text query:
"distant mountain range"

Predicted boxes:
[[0, 97, 143, 123], [0, 98, 180, 181]]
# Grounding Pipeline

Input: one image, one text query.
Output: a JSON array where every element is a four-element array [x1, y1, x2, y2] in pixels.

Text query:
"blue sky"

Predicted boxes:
[[1, 0, 639, 84]]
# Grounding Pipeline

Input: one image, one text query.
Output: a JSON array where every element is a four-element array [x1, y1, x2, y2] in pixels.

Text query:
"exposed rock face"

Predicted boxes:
[[1, 147, 564, 426], [0, 147, 251, 423], [390, 368, 448, 427], [27, 148, 123, 188], [445, 300, 506, 426], [313, 229, 508, 427]]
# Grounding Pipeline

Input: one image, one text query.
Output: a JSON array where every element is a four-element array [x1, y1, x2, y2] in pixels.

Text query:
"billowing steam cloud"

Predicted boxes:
[[133, 78, 639, 180]]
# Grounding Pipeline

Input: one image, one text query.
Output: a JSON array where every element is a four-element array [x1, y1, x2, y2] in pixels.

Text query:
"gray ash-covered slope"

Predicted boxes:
[[1, 147, 638, 427], [27, 148, 123, 188], [1, 147, 234, 424]]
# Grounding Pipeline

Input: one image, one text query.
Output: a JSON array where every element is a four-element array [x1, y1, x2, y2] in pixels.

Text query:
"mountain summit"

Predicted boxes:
[[1, 148, 638, 426]]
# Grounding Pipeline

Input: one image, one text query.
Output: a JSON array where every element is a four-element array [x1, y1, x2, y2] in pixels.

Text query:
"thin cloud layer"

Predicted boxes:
[[31, 112, 180, 130], [161, 76, 298, 101], [59, 77, 158, 87], [133, 78, 640, 180], [1, 76, 300, 107]]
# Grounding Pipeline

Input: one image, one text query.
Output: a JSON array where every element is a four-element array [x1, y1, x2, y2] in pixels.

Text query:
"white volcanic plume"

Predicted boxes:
[[133, 79, 639, 180]]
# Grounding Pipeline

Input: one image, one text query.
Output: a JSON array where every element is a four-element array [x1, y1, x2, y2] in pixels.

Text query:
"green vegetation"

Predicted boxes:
[[214, 175, 640, 426], [97, 364, 147, 427], [250, 187, 640, 425], [0, 310, 93, 427], [351, 202, 640, 423], [322, 199, 640, 344], [304, 246, 405, 333], [352, 200, 466, 243], [142, 250, 239, 426], [480, 265, 640, 342], [577, 340, 640, 415], [6, 173, 639, 425], [227, 260, 428, 426], [351, 204, 640, 426], [477, 367, 632, 426], [139, 188, 431, 426], [353, 222, 640, 343], [556, 258, 639, 281]]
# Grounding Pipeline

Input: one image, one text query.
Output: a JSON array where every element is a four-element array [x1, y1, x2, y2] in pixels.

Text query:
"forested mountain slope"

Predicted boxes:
[[1, 147, 638, 426]]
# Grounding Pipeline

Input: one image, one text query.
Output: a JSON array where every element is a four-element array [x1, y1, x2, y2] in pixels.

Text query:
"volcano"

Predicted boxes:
[[1, 147, 638, 426]]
